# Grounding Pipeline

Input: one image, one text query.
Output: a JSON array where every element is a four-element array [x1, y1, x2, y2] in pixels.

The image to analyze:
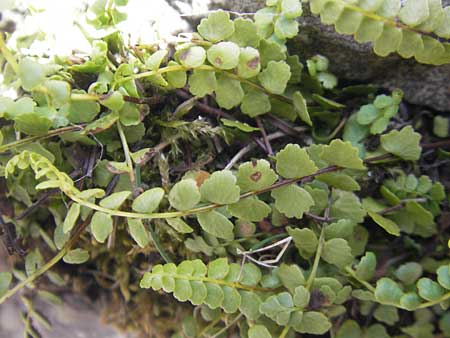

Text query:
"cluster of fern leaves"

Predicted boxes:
[[0, 0, 449, 337]]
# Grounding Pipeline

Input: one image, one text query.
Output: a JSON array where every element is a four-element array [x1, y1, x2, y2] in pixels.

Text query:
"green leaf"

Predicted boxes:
[[18, 58, 45, 91], [295, 311, 332, 335], [169, 179, 201, 211], [374, 94, 394, 109], [132, 188, 165, 213], [222, 286, 241, 313], [368, 211, 400, 236], [188, 70, 217, 97], [277, 263, 306, 290], [248, 325, 272, 338], [63, 203, 81, 234], [229, 18, 261, 48], [274, 16, 299, 39], [220, 118, 259, 132], [166, 218, 194, 233], [320, 139, 366, 170], [374, 278, 403, 306], [100, 91, 124, 111], [25, 249, 43, 276], [15, 113, 52, 136], [322, 238, 353, 268], [44, 80, 71, 108], [174, 279, 193, 302], [288, 227, 318, 258], [336, 320, 362, 338], [374, 305, 399, 326], [214, 74, 244, 109], [165, 61, 187, 88], [399, 0, 429, 26], [83, 112, 118, 134], [63, 249, 89, 264], [228, 197, 271, 221], [99, 191, 131, 209], [240, 89, 271, 117], [258, 39, 286, 67], [197, 10, 235, 42], [258, 60, 291, 95], [259, 292, 294, 325], [293, 285, 310, 308], [433, 115, 449, 138], [200, 170, 240, 204], [0, 272, 12, 296], [276, 143, 318, 179], [237, 47, 261, 79], [239, 291, 262, 320], [90, 212, 113, 243], [293, 91, 312, 126], [357, 104, 379, 125], [54, 223, 70, 250], [197, 210, 234, 240], [236, 159, 278, 192], [203, 283, 223, 309], [395, 262, 423, 285], [207, 42, 240, 70], [128, 219, 149, 248], [355, 252, 376, 281], [375, 0, 400, 18], [374, 26, 402, 57], [437, 265, 450, 290], [119, 102, 140, 126], [208, 258, 229, 279], [318, 172, 361, 191], [272, 185, 314, 219], [380, 126, 422, 161], [417, 277, 445, 301], [146, 50, 168, 70], [435, 6, 450, 38], [177, 46, 206, 68], [281, 0, 303, 18], [324, 218, 355, 239], [240, 263, 262, 286], [400, 292, 421, 310], [439, 312, 450, 337]]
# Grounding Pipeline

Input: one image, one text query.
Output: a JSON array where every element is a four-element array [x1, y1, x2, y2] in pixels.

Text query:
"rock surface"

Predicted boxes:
[[207, 0, 450, 112]]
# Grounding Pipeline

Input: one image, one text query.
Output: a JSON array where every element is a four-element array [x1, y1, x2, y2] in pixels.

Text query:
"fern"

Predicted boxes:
[[140, 258, 270, 315], [309, 0, 450, 65]]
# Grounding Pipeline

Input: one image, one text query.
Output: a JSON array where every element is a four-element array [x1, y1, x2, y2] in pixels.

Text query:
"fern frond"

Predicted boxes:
[[309, 0, 450, 65], [140, 258, 271, 315]]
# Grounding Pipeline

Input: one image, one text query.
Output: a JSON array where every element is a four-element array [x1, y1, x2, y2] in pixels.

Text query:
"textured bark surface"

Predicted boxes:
[[208, 0, 450, 112]]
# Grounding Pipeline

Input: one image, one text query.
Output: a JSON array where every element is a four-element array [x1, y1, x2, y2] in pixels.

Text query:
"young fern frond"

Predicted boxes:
[[140, 258, 270, 316], [309, 0, 450, 65]]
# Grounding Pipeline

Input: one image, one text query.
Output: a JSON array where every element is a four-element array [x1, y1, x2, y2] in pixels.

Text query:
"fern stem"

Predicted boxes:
[[0, 216, 92, 305], [116, 63, 293, 104], [415, 291, 450, 309], [306, 227, 325, 290], [198, 315, 223, 337], [278, 326, 290, 338], [116, 121, 137, 191], [210, 313, 243, 338], [147, 221, 172, 263], [144, 272, 276, 293], [0, 125, 84, 153], [344, 266, 376, 293]]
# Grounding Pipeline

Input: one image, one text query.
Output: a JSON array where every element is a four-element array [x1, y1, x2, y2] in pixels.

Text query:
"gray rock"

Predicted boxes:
[[206, 0, 450, 112], [0, 294, 129, 338]]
